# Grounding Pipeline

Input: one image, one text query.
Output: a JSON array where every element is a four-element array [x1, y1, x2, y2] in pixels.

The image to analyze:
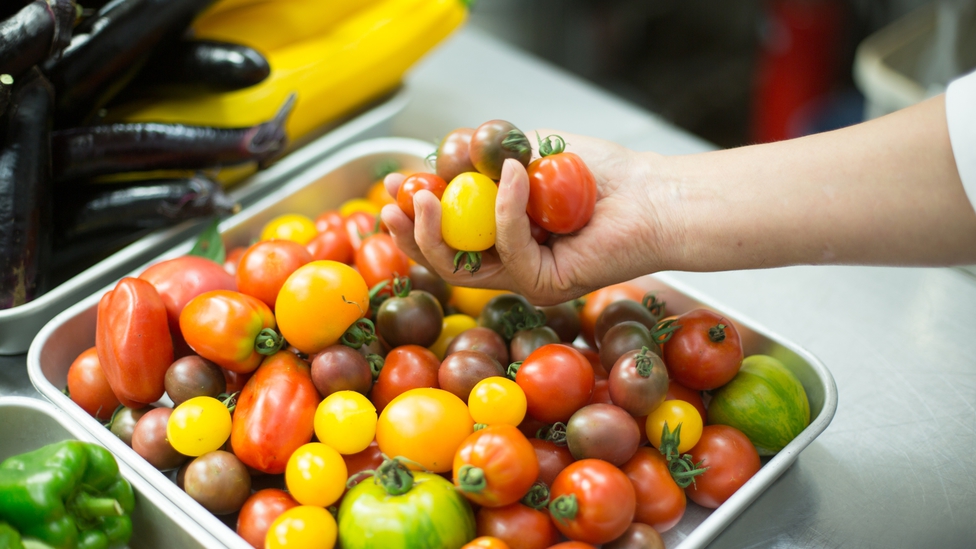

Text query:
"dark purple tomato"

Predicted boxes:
[[109, 406, 152, 447], [599, 321, 659, 373], [132, 407, 188, 471], [357, 337, 388, 359], [376, 289, 444, 348], [438, 350, 505, 401], [165, 355, 226, 407], [435, 127, 477, 183], [446, 327, 509, 366], [541, 301, 582, 343], [469, 120, 532, 180], [608, 347, 669, 417], [510, 326, 560, 363], [409, 264, 451, 311], [565, 403, 640, 466], [594, 298, 664, 350], [183, 450, 252, 515], [310, 345, 374, 397], [478, 294, 534, 341], [603, 522, 666, 549]]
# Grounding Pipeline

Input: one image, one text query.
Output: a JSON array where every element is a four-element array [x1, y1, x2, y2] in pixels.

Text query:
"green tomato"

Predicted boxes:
[[338, 467, 475, 549], [441, 172, 497, 253]]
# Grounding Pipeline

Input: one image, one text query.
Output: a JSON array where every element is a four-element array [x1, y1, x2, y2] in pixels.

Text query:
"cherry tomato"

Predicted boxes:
[[306, 226, 354, 264], [164, 355, 225, 407], [548, 459, 636, 545], [356, 233, 410, 292], [608, 346, 668, 417], [429, 314, 478, 360], [179, 290, 278, 374], [237, 489, 299, 549], [260, 213, 318, 245], [310, 345, 373, 398], [579, 283, 645, 348], [468, 376, 527, 427], [441, 172, 498, 273], [369, 345, 440, 412], [342, 440, 384, 488], [565, 403, 639, 466], [646, 400, 703, 454], [588, 378, 611, 405], [469, 120, 531, 180], [375, 388, 474, 473], [666, 379, 707, 422], [621, 447, 686, 532], [663, 308, 743, 390], [574, 345, 609, 379], [408, 263, 452, 310], [450, 287, 510, 318], [344, 210, 379, 251], [476, 503, 559, 549], [462, 537, 510, 549], [339, 198, 381, 218], [540, 301, 581, 343], [132, 407, 187, 471], [603, 523, 665, 549], [594, 294, 665, 347], [167, 396, 232, 457], [314, 391, 377, 455], [376, 282, 444, 348], [453, 424, 539, 507], [435, 127, 477, 183], [516, 344, 594, 423], [275, 261, 369, 355], [224, 246, 246, 276], [528, 438, 573, 488], [397, 172, 448, 221], [549, 543, 597, 549], [183, 451, 251, 515], [367, 179, 397, 209], [598, 321, 659, 373], [315, 210, 344, 232], [526, 145, 596, 235], [446, 326, 509, 366], [67, 347, 120, 421], [236, 240, 312, 310], [266, 506, 337, 549], [685, 425, 761, 509], [285, 442, 348, 507], [509, 326, 560, 363], [439, 351, 505, 402]]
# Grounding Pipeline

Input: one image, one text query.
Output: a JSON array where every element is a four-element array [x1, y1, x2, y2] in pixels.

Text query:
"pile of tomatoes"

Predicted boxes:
[[63, 145, 805, 549]]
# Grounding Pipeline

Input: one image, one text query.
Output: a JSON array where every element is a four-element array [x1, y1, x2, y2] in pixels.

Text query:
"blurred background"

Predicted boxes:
[[467, 0, 976, 148]]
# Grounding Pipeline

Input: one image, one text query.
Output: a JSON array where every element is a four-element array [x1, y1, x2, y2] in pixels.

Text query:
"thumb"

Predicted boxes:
[[495, 158, 541, 291]]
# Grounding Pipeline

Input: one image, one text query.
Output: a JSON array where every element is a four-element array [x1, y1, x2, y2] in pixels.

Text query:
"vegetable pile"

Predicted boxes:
[[64, 153, 813, 549]]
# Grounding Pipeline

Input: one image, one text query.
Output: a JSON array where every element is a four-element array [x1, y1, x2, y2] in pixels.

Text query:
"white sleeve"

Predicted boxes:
[[946, 70, 976, 214]]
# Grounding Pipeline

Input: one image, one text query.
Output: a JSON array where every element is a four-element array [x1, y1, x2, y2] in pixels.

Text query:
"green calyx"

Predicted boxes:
[[391, 275, 412, 298], [657, 422, 708, 489], [634, 346, 655, 377], [255, 328, 285, 355], [506, 361, 522, 380], [548, 493, 578, 524], [500, 304, 547, 340], [535, 132, 566, 157], [341, 318, 378, 349], [218, 391, 241, 414], [502, 129, 531, 158], [457, 465, 487, 493], [537, 422, 567, 446], [641, 292, 667, 322], [453, 251, 482, 274], [521, 482, 551, 510], [366, 354, 385, 381], [709, 323, 727, 343], [473, 423, 488, 431], [373, 159, 400, 181], [652, 318, 680, 345], [374, 457, 416, 496]]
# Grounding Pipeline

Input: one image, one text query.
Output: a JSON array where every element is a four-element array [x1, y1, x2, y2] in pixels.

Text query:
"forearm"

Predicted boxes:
[[654, 95, 976, 271]]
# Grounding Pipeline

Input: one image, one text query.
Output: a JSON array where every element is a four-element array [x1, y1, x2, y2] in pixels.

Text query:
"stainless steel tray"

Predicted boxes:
[[28, 137, 837, 549], [0, 88, 408, 355], [0, 396, 224, 549]]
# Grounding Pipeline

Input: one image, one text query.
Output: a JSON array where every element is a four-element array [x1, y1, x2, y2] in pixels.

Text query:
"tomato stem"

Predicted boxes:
[[506, 361, 522, 380], [375, 457, 415, 496], [548, 494, 578, 524], [641, 292, 667, 322], [473, 423, 488, 431], [500, 304, 546, 339], [255, 328, 285, 355], [635, 346, 655, 377], [538, 422, 567, 446], [521, 482, 551, 510], [424, 151, 437, 171], [391, 275, 412, 298], [219, 391, 241, 414], [535, 132, 566, 157], [102, 404, 126, 428], [453, 250, 482, 274], [657, 422, 708, 488], [341, 319, 378, 349], [366, 354, 384, 381], [501, 129, 531, 159], [457, 464, 487, 493], [708, 323, 727, 343], [651, 318, 680, 345]]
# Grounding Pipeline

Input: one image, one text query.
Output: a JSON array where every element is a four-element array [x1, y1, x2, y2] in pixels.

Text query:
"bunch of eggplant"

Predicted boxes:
[[0, 0, 293, 309]]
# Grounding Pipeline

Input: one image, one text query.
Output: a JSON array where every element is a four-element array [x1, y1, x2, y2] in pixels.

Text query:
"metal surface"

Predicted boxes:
[[0, 396, 223, 549], [0, 89, 408, 356]]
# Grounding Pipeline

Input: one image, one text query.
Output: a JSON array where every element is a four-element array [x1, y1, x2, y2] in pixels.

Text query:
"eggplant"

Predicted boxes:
[[43, 0, 218, 125], [52, 94, 293, 181], [54, 174, 238, 244], [0, 74, 12, 118], [0, 0, 76, 78], [0, 68, 55, 309], [133, 39, 271, 92]]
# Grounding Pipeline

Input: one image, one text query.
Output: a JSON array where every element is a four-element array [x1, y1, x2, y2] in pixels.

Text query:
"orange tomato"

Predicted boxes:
[[179, 290, 277, 374], [367, 180, 398, 209], [375, 388, 473, 473], [453, 425, 539, 508]]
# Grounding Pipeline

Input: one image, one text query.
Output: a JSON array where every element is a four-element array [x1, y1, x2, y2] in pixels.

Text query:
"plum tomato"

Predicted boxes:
[[344, 210, 379, 251], [397, 172, 448, 221], [356, 233, 410, 293], [548, 459, 636, 545], [285, 442, 348, 507], [621, 447, 686, 532], [663, 308, 743, 390], [132, 407, 187, 471], [565, 403, 639, 466], [453, 424, 539, 508], [529, 438, 574, 488], [469, 120, 532, 180], [183, 450, 252, 515], [375, 388, 474, 473], [237, 489, 299, 549], [447, 326, 510, 366], [369, 345, 441, 412], [164, 355, 226, 407], [468, 376, 527, 427], [608, 346, 668, 417], [476, 502, 560, 549], [439, 351, 505, 402], [525, 136, 596, 235], [515, 344, 594, 424], [685, 424, 761, 509], [236, 239, 312, 310], [376, 277, 444, 348], [179, 290, 279, 374], [441, 172, 498, 274], [310, 345, 374, 397], [259, 213, 318, 245], [646, 400, 703, 454], [67, 347, 121, 421], [314, 391, 377, 455], [436, 128, 478, 183], [307, 225, 354, 264], [579, 283, 645, 347]]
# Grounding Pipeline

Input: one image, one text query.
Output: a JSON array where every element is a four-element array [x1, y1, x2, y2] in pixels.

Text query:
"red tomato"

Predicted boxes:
[[621, 447, 686, 532], [236, 240, 312, 310], [230, 352, 320, 474], [526, 150, 596, 235], [355, 233, 410, 292], [67, 347, 121, 421], [666, 379, 707, 421], [345, 210, 379, 251], [179, 290, 278, 374], [453, 425, 539, 508], [223, 369, 253, 394], [397, 173, 448, 221], [529, 439, 574, 488], [342, 440, 384, 488], [368, 345, 440, 412], [588, 378, 611, 405], [224, 247, 247, 277], [315, 210, 344, 232], [574, 345, 608, 380], [548, 459, 636, 545], [516, 344, 594, 423], [306, 226, 354, 264], [663, 309, 743, 390], [462, 537, 510, 549], [237, 488, 299, 549], [685, 425, 761, 509], [579, 283, 645, 348], [476, 503, 560, 549], [548, 543, 597, 549]]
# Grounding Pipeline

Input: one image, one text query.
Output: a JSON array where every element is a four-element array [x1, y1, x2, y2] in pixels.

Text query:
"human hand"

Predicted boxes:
[[380, 131, 679, 305]]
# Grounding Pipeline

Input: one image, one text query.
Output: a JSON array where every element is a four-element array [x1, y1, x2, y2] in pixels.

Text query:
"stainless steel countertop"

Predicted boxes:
[[3, 25, 975, 549]]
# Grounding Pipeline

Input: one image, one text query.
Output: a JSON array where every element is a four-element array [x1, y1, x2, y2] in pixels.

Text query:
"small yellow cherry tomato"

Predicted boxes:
[[167, 396, 232, 457], [339, 198, 381, 218], [265, 505, 337, 549], [366, 180, 397, 209], [376, 388, 474, 473], [441, 172, 497, 252], [468, 376, 527, 427], [449, 287, 509, 318], [646, 399, 703, 453], [428, 314, 478, 359], [314, 391, 377, 455], [284, 443, 347, 507], [260, 214, 318, 245]]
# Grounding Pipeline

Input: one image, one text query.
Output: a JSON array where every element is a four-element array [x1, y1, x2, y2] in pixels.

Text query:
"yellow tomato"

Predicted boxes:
[[284, 443, 347, 508], [339, 198, 381, 218], [314, 391, 377, 455], [275, 261, 369, 354], [468, 377, 527, 427], [366, 180, 397, 209], [265, 505, 337, 549], [449, 287, 509, 318], [167, 396, 232, 457], [260, 214, 318, 245], [441, 172, 497, 252], [428, 314, 477, 359], [646, 400, 703, 453], [376, 388, 473, 473]]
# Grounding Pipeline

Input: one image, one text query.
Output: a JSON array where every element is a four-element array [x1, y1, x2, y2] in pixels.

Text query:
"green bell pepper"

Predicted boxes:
[[0, 441, 134, 549], [0, 521, 25, 549]]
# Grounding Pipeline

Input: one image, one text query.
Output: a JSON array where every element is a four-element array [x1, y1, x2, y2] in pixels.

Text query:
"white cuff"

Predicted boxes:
[[946, 70, 976, 214]]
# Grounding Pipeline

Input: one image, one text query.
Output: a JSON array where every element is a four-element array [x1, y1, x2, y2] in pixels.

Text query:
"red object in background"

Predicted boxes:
[[751, 0, 846, 142]]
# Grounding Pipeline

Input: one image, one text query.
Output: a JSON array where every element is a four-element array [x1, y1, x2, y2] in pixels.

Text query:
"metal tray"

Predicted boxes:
[[0, 396, 224, 549], [0, 88, 408, 355], [27, 137, 837, 549]]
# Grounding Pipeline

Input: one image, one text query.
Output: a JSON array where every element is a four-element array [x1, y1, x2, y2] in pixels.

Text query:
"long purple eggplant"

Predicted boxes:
[[0, 0, 76, 78], [0, 68, 55, 309], [134, 39, 271, 92], [52, 94, 294, 181], [43, 0, 217, 125]]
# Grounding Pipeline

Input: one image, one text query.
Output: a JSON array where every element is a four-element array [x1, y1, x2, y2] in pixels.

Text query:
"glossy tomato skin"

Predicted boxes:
[[236, 240, 312, 310], [375, 388, 474, 473], [565, 404, 640, 466], [594, 299, 663, 348], [469, 120, 531, 180], [356, 233, 409, 292], [230, 352, 320, 474], [509, 326, 560, 363], [67, 347, 120, 421], [307, 225, 354, 264], [438, 350, 504, 402], [376, 289, 444, 348], [526, 152, 596, 235], [369, 345, 441, 412], [540, 301, 581, 343], [344, 210, 379, 251], [599, 321, 660, 373], [549, 459, 636, 545], [579, 283, 645, 348], [237, 489, 299, 549], [478, 294, 534, 341], [516, 344, 594, 424], [310, 345, 373, 398], [96, 277, 173, 406], [622, 447, 686, 532], [179, 290, 276, 374], [315, 210, 344, 232], [476, 503, 559, 549], [397, 173, 448, 221], [436, 128, 477, 183], [666, 379, 707, 422], [453, 425, 539, 508], [603, 523, 665, 549], [685, 425, 761, 509], [664, 309, 744, 390], [441, 172, 498, 253], [463, 537, 510, 549], [608, 347, 669, 417], [447, 326, 510, 366], [529, 438, 574, 488]]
